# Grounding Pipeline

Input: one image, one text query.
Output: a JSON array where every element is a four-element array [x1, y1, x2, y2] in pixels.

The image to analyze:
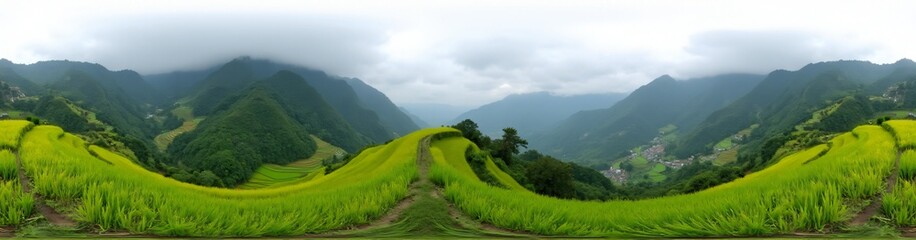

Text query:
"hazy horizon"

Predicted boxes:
[[1, 0, 914, 106]]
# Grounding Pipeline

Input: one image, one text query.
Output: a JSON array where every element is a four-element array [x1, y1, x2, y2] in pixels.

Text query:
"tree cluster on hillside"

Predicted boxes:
[[450, 119, 621, 200], [169, 88, 318, 186]]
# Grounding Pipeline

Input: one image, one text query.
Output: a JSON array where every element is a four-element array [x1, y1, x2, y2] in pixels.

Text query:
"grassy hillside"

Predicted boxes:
[[168, 87, 319, 186], [3, 119, 915, 237], [677, 60, 916, 163], [535, 74, 763, 164], [153, 106, 204, 151], [5, 119, 452, 236], [433, 125, 899, 236], [237, 135, 345, 189]]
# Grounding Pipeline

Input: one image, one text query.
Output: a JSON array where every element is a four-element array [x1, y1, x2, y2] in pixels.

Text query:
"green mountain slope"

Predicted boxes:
[[0, 59, 159, 105], [675, 60, 916, 162], [161, 57, 399, 142], [534, 74, 763, 163], [250, 71, 371, 151], [169, 86, 318, 186], [0, 66, 42, 95], [344, 77, 420, 136]]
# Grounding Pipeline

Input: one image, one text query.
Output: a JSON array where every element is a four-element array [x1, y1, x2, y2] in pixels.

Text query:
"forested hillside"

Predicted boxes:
[[533, 74, 763, 164]]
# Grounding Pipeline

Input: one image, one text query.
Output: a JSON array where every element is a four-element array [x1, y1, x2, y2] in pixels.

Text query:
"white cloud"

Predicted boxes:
[[1, 0, 914, 106]]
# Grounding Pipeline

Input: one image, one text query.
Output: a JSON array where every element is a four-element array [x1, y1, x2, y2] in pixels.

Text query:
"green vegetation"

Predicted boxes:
[[169, 87, 318, 186], [0, 180, 33, 226], [883, 180, 916, 226], [884, 120, 916, 149], [432, 125, 896, 236], [714, 137, 733, 149], [153, 106, 204, 151], [0, 120, 32, 149], [15, 122, 453, 236], [881, 122, 916, 226], [1, 150, 31, 227], [4, 116, 916, 237], [714, 148, 739, 166], [536, 74, 764, 164], [647, 163, 667, 182], [0, 150, 16, 181], [238, 136, 342, 189]]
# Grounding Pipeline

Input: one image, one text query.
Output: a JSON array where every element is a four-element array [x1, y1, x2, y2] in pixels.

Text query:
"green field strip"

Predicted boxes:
[[237, 135, 346, 189], [19, 124, 457, 236], [431, 125, 897, 237]]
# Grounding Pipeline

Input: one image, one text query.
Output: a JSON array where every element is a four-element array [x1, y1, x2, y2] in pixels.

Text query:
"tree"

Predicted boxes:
[[525, 157, 574, 198], [493, 127, 528, 165], [451, 119, 492, 148]]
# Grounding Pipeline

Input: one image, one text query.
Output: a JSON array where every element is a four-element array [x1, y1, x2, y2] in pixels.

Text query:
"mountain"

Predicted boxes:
[[401, 103, 475, 126], [452, 92, 627, 137], [168, 71, 367, 186], [151, 57, 402, 142], [400, 106, 430, 128], [0, 59, 159, 105], [187, 59, 259, 116], [533, 74, 764, 164], [47, 70, 156, 137], [343, 78, 420, 136], [674, 60, 916, 162], [0, 65, 42, 95], [145, 67, 217, 103]]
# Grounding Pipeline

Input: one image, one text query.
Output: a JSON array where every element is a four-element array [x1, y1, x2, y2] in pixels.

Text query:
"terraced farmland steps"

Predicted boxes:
[[851, 150, 902, 226], [329, 135, 530, 238], [13, 149, 76, 228]]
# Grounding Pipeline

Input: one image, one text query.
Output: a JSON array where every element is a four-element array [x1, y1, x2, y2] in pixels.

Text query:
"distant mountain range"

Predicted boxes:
[[451, 92, 627, 137], [0, 56, 423, 186], [531, 74, 764, 164], [6, 55, 916, 187]]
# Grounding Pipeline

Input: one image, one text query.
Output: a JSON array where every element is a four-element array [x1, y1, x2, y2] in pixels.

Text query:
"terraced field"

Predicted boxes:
[[2, 118, 916, 237], [154, 106, 205, 151], [3, 119, 452, 236], [431, 124, 906, 237], [237, 135, 345, 189]]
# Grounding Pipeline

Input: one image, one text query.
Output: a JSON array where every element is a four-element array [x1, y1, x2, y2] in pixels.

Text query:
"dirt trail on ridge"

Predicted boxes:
[[850, 150, 900, 226], [14, 149, 77, 228]]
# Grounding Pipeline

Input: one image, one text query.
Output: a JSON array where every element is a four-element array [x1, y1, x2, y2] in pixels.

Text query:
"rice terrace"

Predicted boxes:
[[2, 0, 916, 238], [0, 118, 914, 237]]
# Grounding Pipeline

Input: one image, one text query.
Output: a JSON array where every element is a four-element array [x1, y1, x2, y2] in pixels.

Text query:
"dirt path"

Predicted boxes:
[[850, 150, 901, 226], [337, 136, 433, 231], [14, 150, 77, 228]]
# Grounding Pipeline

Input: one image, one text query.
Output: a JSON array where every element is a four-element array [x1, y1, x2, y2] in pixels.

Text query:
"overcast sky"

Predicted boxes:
[[1, 0, 914, 106]]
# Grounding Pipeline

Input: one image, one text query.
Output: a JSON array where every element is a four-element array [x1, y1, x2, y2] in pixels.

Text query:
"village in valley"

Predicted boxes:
[[601, 125, 750, 185]]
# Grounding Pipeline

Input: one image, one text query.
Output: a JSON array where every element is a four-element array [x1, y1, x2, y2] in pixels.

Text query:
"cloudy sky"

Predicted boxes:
[[1, 0, 914, 106]]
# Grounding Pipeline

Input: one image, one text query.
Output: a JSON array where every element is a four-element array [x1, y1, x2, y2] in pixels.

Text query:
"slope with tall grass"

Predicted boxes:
[[17, 122, 454, 236], [431, 125, 896, 237]]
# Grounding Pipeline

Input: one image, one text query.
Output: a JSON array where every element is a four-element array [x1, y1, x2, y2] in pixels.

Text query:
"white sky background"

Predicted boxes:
[[1, 0, 914, 106]]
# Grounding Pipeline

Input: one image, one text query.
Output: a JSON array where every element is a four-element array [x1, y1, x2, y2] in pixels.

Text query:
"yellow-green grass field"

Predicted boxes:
[[237, 135, 345, 189], [884, 120, 916, 149], [0, 151, 31, 227], [881, 121, 916, 226], [431, 125, 896, 237], [11, 119, 456, 236], [430, 136, 527, 192], [5, 117, 916, 237], [0, 120, 32, 150]]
